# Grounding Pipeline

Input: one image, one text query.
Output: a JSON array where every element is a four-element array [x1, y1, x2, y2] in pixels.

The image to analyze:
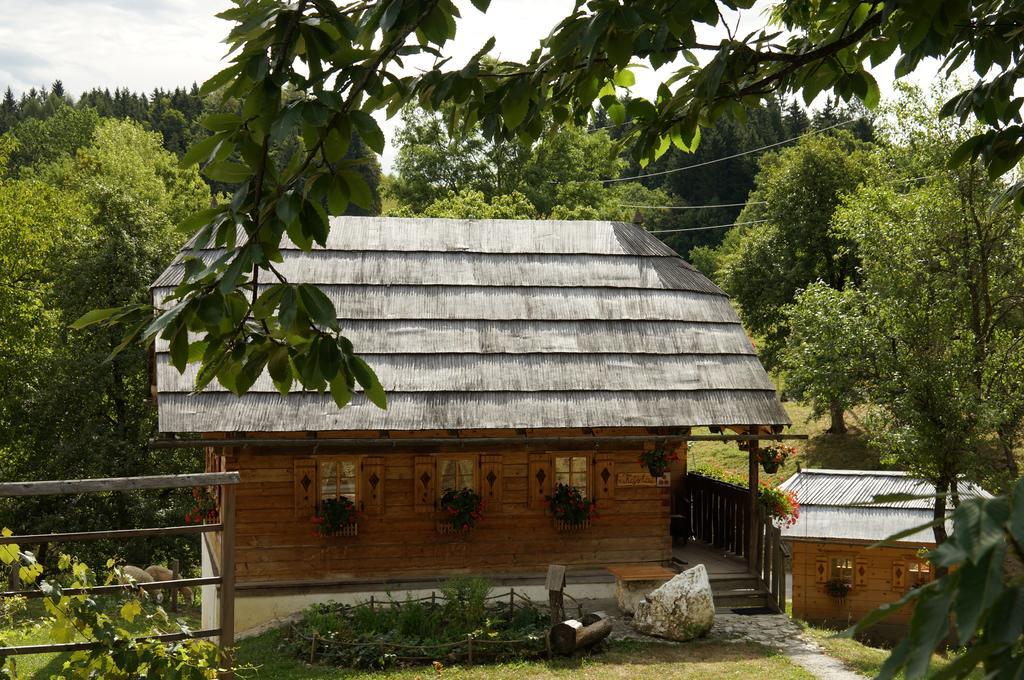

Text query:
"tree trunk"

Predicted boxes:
[[827, 402, 847, 435], [932, 479, 950, 576], [997, 427, 1020, 479]]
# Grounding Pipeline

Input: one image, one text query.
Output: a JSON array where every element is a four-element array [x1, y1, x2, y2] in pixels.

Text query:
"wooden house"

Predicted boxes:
[[150, 217, 790, 632], [781, 469, 991, 639]]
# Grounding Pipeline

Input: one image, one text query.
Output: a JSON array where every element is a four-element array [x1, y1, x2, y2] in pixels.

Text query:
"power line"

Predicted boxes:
[[624, 200, 765, 210], [558, 117, 862, 187], [646, 219, 769, 234]]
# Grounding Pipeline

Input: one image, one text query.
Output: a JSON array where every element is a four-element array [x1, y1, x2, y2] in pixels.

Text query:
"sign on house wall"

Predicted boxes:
[[617, 472, 671, 487]]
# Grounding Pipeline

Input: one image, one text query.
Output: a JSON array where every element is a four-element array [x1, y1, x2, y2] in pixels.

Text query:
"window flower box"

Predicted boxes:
[[553, 518, 591, 532]]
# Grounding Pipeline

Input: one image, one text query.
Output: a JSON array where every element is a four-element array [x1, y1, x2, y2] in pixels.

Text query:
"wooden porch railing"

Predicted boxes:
[[0, 472, 239, 678], [686, 472, 750, 557], [751, 513, 789, 612], [685, 472, 789, 612]]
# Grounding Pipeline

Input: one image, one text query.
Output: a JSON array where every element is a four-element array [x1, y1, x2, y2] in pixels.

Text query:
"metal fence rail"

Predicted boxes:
[[0, 471, 239, 679]]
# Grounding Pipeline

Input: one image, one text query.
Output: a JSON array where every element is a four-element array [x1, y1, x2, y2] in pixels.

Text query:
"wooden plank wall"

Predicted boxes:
[[791, 540, 929, 626], [212, 432, 676, 585]]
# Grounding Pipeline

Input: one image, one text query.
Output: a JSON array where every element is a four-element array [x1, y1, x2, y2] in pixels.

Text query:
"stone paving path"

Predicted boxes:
[[585, 599, 866, 680], [710, 612, 866, 680]]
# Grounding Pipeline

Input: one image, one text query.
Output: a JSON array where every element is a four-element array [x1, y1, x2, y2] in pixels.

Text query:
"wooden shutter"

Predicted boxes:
[[815, 557, 827, 584], [361, 456, 385, 515], [892, 560, 906, 589], [855, 557, 869, 587], [480, 455, 502, 508], [594, 453, 615, 506], [293, 458, 317, 519], [414, 455, 435, 513], [528, 453, 553, 511]]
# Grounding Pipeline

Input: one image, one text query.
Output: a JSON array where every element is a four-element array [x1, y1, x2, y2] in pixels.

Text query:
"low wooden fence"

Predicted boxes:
[[294, 588, 577, 666], [686, 472, 750, 558], [0, 472, 240, 678]]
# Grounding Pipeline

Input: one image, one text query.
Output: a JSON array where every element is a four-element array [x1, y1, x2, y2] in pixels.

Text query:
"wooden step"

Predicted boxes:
[[709, 574, 761, 592], [713, 590, 771, 609]]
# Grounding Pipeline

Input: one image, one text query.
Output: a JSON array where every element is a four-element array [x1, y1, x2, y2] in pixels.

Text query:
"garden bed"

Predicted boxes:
[[285, 577, 585, 670]]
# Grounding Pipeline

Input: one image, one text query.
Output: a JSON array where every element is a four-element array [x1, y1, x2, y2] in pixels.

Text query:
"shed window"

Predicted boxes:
[[318, 457, 358, 503], [438, 456, 475, 495], [830, 557, 854, 584], [555, 455, 589, 494], [908, 560, 931, 588]]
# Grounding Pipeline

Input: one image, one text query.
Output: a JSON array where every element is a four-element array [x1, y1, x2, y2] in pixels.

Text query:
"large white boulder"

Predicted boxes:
[[632, 564, 715, 641]]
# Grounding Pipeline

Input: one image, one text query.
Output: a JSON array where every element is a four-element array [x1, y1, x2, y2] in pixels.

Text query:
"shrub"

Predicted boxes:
[[286, 578, 549, 670]]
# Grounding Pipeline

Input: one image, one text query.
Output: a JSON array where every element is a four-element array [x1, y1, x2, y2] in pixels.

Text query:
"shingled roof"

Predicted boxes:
[[151, 217, 789, 433]]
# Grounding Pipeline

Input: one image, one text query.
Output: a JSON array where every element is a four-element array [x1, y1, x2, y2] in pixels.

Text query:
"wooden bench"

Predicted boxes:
[[607, 565, 677, 614]]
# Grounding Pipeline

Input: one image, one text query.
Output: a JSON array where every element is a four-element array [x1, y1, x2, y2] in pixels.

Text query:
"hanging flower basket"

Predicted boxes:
[[756, 444, 796, 474], [824, 578, 853, 601], [638, 447, 679, 478], [439, 488, 484, 534], [547, 483, 596, 530], [312, 497, 361, 537]]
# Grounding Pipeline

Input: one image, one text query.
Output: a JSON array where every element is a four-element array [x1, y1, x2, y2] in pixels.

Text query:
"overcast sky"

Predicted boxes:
[[1, 1, 945, 171]]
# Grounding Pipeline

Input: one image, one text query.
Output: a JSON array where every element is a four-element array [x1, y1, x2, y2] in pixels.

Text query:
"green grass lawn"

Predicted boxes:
[[799, 623, 981, 680], [687, 402, 880, 484], [233, 629, 815, 680]]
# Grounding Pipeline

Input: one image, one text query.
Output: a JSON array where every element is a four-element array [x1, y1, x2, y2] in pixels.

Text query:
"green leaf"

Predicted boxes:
[[71, 307, 122, 330], [469, 0, 490, 10], [330, 372, 353, 408], [253, 284, 286, 320], [342, 171, 372, 210], [169, 325, 189, 373], [297, 283, 338, 330], [275, 191, 302, 227], [203, 161, 254, 183], [179, 134, 223, 169], [200, 64, 241, 96], [501, 83, 530, 130], [613, 69, 635, 88], [349, 356, 387, 409], [327, 175, 350, 214], [201, 112, 243, 131], [350, 110, 385, 155], [177, 207, 222, 234], [279, 286, 298, 331], [324, 127, 351, 163]]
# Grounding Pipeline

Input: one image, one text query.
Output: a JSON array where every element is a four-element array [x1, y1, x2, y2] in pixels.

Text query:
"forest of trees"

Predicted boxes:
[[0, 80, 386, 568]]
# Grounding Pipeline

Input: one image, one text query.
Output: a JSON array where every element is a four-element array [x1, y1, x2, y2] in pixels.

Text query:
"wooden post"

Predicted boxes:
[[219, 483, 236, 680], [748, 437, 759, 575], [546, 565, 566, 625], [467, 634, 473, 666], [170, 558, 179, 613], [509, 587, 515, 619]]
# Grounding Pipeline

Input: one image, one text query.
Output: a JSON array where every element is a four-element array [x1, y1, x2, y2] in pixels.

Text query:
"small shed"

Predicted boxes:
[[150, 217, 790, 632], [781, 469, 991, 637]]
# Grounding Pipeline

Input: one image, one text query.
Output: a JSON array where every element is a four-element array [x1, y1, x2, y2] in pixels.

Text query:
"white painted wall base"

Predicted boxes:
[[207, 578, 616, 637]]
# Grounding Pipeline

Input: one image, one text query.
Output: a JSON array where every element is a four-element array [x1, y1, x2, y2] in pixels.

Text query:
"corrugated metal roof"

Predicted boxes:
[[778, 469, 991, 509], [779, 469, 993, 543], [780, 506, 949, 544], [151, 217, 789, 432]]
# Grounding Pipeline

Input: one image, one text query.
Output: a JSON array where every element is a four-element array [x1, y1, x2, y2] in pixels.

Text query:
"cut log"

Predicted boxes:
[[575, 617, 613, 651], [549, 619, 582, 656], [549, 617, 613, 656]]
